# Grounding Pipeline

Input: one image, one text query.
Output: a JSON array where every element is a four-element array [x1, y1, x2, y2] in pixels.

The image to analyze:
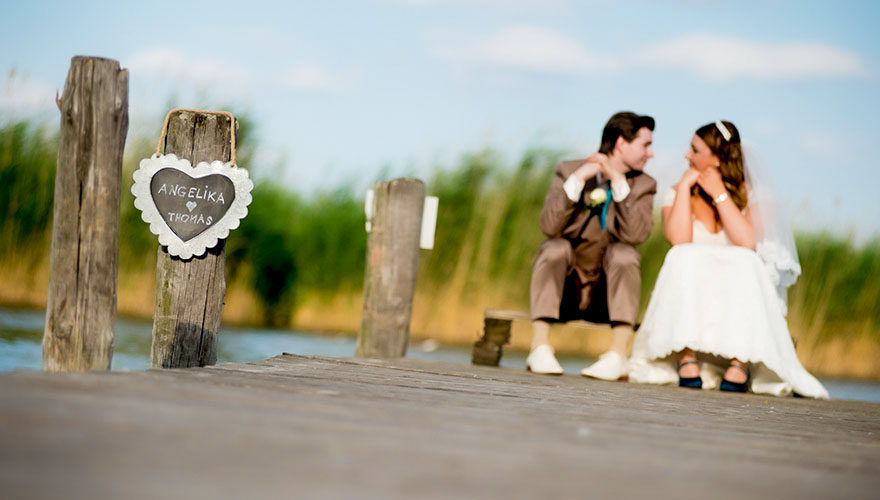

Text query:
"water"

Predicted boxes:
[[3, 306, 879, 403], [0, 306, 475, 371]]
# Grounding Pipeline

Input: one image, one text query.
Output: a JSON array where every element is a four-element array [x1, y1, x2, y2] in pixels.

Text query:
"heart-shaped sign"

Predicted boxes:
[[132, 154, 253, 260], [150, 169, 236, 242]]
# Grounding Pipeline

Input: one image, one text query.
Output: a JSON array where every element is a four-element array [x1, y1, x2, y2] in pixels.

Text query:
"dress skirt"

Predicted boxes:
[[628, 243, 828, 399]]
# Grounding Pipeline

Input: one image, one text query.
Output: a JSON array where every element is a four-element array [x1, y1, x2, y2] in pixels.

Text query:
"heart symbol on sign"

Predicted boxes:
[[150, 168, 236, 242]]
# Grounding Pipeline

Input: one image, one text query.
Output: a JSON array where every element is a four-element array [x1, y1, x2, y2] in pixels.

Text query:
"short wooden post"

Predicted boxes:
[[356, 178, 425, 358], [42, 56, 129, 372], [472, 318, 513, 366], [149, 110, 234, 368]]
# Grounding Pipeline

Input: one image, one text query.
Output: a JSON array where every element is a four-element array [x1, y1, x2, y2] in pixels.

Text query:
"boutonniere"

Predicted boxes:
[[588, 187, 608, 207]]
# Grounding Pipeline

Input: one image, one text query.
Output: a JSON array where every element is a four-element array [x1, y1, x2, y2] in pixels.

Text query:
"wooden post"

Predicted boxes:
[[42, 56, 129, 371], [356, 178, 425, 358], [149, 110, 234, 368], [472, 318, 513, 366]]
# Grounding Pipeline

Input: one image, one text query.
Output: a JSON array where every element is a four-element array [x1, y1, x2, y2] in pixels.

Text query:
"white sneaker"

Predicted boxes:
[[581, 351, 628, 381], [526, 344, 564, 375]]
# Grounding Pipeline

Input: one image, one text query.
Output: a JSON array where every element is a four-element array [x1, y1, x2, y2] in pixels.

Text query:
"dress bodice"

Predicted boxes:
[[692, 219, 731, 246], [662, 187, 731, 246]]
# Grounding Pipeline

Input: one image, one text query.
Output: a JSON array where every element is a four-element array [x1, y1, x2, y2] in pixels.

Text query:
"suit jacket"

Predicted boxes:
[[539, 159, 657, 287]]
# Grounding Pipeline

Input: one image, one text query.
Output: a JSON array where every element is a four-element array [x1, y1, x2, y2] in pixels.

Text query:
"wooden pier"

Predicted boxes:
[[1, 354, 878, 499]]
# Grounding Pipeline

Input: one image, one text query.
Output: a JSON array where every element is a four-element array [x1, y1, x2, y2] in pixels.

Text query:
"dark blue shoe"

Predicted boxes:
[[678, 360, 702, 389], [720, 379, 748, 392], [720, 361, 750, 393]]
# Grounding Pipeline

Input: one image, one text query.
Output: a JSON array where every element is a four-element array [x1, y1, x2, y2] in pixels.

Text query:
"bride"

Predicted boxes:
[[627, 120, 828, 398]]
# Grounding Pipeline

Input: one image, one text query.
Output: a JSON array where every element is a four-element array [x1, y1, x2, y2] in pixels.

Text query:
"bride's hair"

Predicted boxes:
[[696, 120, 748, 210]]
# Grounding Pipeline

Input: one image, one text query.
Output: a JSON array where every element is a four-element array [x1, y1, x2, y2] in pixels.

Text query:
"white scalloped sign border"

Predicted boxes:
[[132, 154, 254, 260]]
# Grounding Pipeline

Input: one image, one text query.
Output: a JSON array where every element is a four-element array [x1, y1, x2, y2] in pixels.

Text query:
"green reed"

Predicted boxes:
[[1, 116, 877, 345], [790, 232, 880, 342], [0, 121, 57, 262]]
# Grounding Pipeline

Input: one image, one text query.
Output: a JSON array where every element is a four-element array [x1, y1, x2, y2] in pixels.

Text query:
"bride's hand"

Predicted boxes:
[[679, 168, 700, 190], [696, 167, 726, 198]]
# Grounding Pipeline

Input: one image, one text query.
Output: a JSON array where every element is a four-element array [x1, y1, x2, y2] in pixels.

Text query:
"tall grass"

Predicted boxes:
[[790, 233, 880, 342], [0, 121, 56, 263], [1, 116, 878, 376]]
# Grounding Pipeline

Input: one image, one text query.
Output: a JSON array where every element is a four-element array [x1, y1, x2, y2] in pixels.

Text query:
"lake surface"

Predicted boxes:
[[2, 306, 878, 403]]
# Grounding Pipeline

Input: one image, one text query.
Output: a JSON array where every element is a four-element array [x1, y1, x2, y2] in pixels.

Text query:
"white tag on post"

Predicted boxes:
[[420, 196, 438, 250], [364, 189, 375, 232], [364, 189, 437, 250]]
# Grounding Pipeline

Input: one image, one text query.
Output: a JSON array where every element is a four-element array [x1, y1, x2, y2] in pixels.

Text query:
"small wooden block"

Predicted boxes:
[[471, 317, 512, 366]]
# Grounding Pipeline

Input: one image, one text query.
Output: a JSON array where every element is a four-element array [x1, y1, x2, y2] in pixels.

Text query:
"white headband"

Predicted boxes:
[[715, 120, 732, 141]]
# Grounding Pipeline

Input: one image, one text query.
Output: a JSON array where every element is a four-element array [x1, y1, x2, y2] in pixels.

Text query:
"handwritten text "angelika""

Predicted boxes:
[[156, 184, 227, 204]]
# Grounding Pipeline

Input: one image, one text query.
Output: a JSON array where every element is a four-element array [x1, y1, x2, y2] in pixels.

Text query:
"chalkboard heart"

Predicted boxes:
[[150, 168, 236, 242], [133, 154, 253, 260]]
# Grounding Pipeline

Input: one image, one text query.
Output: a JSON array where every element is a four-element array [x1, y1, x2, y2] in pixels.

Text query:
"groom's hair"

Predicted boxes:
[[599, 112, 655, 155]]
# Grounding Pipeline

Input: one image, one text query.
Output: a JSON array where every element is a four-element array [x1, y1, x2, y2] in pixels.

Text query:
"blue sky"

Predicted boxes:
[[2, 0, 879, 241]]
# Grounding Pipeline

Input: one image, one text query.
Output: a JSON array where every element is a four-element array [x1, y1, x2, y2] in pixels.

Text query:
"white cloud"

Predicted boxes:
[[388, 0, 567, 8], [753, 118, 783, 138], [434, 26, 604, 76], [127, 48, 186, 77], [278, 63, 357, 93], [433, 28, 867, 82], [638, 34, 867, 80], [126, 49, 358, 96], [1, 70, 56, 113], [800, 132, 848, 159], [126, 48, 254, 97], [238, 27, 298, 52]]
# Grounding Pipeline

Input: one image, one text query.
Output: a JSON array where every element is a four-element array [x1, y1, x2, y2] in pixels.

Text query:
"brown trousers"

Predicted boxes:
[[530, 238, 641, 325]]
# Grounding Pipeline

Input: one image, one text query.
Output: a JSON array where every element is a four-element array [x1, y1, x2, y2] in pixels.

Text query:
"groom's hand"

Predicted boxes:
[[585, 152, 607, 165], [573, 155, 604, 182], [574, 152, 623, 184], [589, 152, 626, 184]]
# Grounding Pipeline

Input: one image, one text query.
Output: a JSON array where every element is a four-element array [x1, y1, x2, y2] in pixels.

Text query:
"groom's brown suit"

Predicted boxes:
[[530, 159, 657, 325]]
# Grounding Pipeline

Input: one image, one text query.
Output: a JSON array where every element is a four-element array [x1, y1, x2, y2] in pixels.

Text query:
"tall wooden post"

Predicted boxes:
[[42, 56, 129, 372], [149, 110, 233, 368], [356, 178, 425, 358]]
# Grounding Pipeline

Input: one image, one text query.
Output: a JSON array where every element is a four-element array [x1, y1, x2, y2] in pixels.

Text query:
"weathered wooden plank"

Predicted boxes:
[[356, 178, 425, 358], [42, 56, 129, 372], [149, 111, 234, 368], [0, 355, 878, 500]]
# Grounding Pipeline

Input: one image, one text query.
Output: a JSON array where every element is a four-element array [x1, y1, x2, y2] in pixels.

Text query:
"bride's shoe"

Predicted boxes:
[[720, 360, 750, 393], [677, 360, 702, 389]]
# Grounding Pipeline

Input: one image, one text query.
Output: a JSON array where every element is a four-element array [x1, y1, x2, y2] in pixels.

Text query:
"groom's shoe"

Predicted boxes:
[[526, 344, 564, 375], [581, 350, 628, 381]]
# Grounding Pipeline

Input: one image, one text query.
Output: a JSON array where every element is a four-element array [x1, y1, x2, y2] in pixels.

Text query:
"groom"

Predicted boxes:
[[527, 111, 657, 380]]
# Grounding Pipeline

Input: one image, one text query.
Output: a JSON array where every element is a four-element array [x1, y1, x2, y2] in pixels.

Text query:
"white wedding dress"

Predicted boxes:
[[627, 188, 829, 398]]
